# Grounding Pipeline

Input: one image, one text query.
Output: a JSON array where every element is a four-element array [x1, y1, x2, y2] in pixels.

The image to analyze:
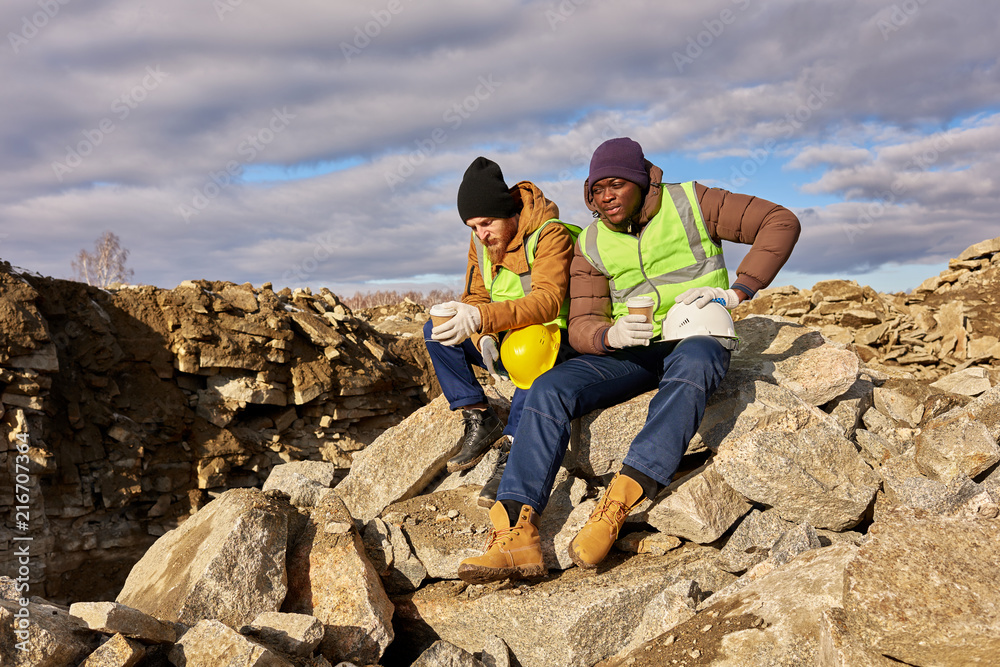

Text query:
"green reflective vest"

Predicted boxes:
[[578, 182, 728, 338], [475, 218, 581, 329]]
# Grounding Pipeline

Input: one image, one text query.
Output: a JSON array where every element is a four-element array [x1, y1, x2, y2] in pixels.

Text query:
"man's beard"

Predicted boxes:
[[486, 221, 517, 264]]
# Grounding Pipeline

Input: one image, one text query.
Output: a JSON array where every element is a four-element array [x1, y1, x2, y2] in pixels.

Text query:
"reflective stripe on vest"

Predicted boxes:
[[579, 182, 728, 337], [475, 218, 579, 329]]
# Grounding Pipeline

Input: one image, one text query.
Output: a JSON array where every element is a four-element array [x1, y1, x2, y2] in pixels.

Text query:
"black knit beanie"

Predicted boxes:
[[457, 157, 519, 222]]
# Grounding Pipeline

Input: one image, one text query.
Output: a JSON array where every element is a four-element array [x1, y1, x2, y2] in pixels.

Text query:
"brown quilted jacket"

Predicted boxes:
[[462, 181, 575, 350], [569, 163, 801, 354]]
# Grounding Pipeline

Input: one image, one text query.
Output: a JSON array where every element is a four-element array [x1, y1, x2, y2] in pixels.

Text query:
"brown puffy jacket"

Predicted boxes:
[[570, 163, 801, 354], [462, 181, 575, 350]]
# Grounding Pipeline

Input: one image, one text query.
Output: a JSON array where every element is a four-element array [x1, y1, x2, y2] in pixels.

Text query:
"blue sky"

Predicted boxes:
[[2, 0, 998, 297]]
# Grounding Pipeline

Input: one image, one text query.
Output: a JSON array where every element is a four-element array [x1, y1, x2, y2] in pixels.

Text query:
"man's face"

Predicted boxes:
[[466, 216, 518, 263], [591, 177, 642, 230]]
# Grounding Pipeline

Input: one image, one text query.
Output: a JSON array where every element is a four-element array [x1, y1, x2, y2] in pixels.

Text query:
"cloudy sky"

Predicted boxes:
[[2, 0, 998, 297]]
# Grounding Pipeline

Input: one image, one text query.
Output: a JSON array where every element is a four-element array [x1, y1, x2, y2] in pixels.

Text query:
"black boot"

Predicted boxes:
[[446, 407, 503, 473], [478, 435, 511, 508]]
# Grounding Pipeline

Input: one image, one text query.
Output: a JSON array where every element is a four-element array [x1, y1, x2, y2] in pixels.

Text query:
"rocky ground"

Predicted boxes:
[[1, 237, 1000, 666]]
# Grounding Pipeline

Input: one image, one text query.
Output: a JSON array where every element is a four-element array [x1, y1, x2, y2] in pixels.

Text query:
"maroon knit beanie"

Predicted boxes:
[[457, 157, 519, 222], [588, 137, 650, 189]]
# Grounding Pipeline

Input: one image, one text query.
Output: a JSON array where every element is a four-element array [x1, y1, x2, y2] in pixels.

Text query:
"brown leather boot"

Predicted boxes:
[[457, 502, 547, 584], [568, 473, 644, 569]]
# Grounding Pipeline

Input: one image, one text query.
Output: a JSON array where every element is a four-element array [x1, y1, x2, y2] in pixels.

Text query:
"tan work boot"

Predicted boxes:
[[457, 502, 547, 584], [568, 473, 645, 569]]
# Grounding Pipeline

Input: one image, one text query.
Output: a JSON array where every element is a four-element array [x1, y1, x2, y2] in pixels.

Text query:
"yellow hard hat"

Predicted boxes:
[[500, 323, 561, 390]]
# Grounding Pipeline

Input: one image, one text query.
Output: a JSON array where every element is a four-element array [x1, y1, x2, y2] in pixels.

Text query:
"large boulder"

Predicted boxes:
[[282, 494, 394, 665], [116, 488, 292, 628], [843, 507, 1000, 665]]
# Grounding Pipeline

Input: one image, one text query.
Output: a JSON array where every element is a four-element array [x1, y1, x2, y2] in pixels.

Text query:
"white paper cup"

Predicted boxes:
[[627, 296, 655, 323], [429, 304, 458, 328]]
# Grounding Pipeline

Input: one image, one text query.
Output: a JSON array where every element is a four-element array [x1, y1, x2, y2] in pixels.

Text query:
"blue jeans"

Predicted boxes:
[[496, 335, 730, 512], [423, 320, 577, 438]]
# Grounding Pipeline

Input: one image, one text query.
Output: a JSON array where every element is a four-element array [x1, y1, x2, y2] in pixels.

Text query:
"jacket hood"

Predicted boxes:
[[583, 161, 665, 227], [512, 180, 560, 235]]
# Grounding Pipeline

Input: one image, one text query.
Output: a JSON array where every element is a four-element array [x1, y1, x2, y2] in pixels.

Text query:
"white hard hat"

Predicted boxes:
[[662, 300, 738, 350]]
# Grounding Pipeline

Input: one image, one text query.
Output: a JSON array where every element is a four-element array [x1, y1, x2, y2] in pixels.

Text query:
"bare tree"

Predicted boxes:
[[72, 231, 135, 287]]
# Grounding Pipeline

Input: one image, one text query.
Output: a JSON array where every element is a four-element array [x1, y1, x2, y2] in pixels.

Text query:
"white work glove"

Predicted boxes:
[[479, 336, 502, 383], [676, 287, 740, 310], [431, 301, 481, 346], [607, 314, 654, 348]]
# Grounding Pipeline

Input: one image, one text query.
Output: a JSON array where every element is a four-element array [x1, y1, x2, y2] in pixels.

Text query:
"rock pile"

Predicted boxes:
[[2, 236, 1000, 666], [4, 304, 998, 666], [0, 263, 434, 602], [736, 237, 1000, 383]]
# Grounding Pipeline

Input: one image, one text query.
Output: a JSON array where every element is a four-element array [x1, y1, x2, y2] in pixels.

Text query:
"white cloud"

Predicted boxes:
[[1, 0, 998, 294]]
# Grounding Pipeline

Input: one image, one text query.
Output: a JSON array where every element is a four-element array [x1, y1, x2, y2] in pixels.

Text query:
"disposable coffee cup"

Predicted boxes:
[[429, 304, 457, 328], [627, 296, 655, 323]]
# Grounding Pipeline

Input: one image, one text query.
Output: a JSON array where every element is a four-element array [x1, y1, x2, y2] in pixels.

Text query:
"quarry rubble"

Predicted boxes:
[[2, 236, 1000, 666]]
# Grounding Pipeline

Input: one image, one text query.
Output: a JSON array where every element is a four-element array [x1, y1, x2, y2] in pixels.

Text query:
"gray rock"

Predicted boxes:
[[714, 383, 880, 530], [68, 601, 176, 644], [818, 608, 898, 667], [336, 395, 507, 521], [78, 633, 146, 667], [116, 488, 291, 629], [408, 547, 724, 667], [168, 619, 293, 667], [283, 494, 393, 665], [843, 507, 1000, 665], [716, 509, 797, 574], [480, 635, 511, 667], [824, 377, 875, 439], [854, 429, 896, 469], [637, 464, 752, 544], [914, 407, 1000, 482], [245, 611, 324, 658], [362, 517, 428, 593], [686, 544, 859, 666], [0, 598, 98, 667], [262, 461, 340, 508], [769, 521, 822, 566], [571, 391, 654, 478], [877, 456, 984, 519], [608, 588, 697, 660], [728, 315, 860, 406], [412, 640, 487, 666], [411, 640, 486, 666], [930, 367, 994, 396]]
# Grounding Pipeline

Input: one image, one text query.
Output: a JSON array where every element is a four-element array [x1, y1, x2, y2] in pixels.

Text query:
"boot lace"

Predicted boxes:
[[590, 495, 630, 529], [482, 526, 517, 551]]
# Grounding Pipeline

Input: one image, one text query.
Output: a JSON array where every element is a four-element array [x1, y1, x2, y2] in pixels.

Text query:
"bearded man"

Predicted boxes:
[[424, 157, 578, 506]]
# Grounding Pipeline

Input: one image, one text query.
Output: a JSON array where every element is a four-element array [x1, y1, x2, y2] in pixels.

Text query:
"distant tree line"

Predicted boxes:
[[342, 288, 461, 310]]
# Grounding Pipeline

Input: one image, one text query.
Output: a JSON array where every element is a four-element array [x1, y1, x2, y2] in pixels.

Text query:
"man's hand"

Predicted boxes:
[[607, 314, 654, 348], [431, 301, 481, 346], [676, 287, 740, 309], [479, 336, 502, 382]]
